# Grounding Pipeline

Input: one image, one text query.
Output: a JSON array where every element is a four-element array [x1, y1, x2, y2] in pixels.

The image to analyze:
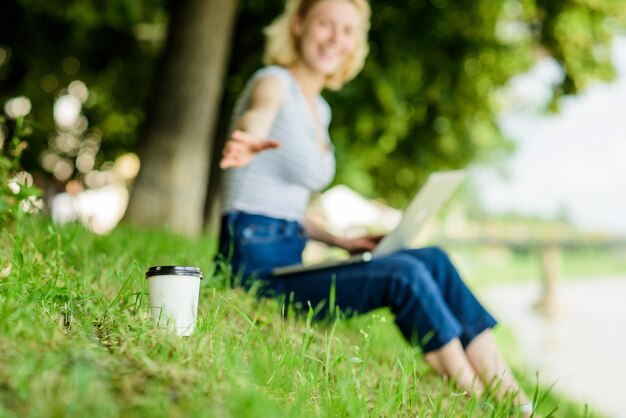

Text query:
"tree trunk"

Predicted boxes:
[[204, 114, 228, 235], [125, 0, 238, 236]]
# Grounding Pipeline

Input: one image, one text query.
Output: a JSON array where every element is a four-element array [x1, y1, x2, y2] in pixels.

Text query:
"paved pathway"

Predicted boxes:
[[481, 277, 626, 418]]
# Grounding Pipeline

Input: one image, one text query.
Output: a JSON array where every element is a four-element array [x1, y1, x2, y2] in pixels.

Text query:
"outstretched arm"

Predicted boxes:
[[220, 75, 284, 169]]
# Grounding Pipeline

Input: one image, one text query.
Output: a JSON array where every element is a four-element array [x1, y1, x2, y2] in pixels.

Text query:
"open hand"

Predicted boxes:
[[219, 130, 281, 169]]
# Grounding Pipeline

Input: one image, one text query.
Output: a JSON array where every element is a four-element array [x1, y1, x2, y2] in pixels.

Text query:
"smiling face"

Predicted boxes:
[[293, 0, 363, 77]]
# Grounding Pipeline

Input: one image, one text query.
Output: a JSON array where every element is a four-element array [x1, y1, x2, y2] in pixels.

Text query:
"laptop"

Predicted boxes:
[[271, 170, 466, 276]]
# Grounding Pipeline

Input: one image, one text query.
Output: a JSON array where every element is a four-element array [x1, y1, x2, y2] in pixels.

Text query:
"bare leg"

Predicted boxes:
[[424, 338, 484, 396], [465, 330, 532, 413]]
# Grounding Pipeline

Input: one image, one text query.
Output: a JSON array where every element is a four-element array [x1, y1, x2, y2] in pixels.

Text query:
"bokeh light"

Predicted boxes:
[[73, 115, 89, 134], [40, 74, 59, 93], [54, 133, 81, 155], [68, 80, 89, 103], [4, 96, 32, 119], [114, 153, 141, 180], [84, 170, 116, 189], [40, 151, 59, 171], [76, 152, 95, 173], [52, 158, 74, 181], [53, 94, 81, 128], [62, 56, 80, 75]]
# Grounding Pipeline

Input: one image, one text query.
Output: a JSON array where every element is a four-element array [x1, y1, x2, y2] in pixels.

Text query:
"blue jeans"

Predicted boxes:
[[217, 211, 497, 353]]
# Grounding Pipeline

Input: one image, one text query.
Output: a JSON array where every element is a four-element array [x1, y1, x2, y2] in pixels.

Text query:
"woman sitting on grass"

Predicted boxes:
[[218, 0, 534, 414]]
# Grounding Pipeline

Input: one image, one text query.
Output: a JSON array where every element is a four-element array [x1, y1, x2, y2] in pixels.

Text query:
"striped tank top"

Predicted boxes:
[[221, 66, 336, 221]]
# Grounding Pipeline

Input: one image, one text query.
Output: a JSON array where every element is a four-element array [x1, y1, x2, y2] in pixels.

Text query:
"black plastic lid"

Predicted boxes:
[[145, 266, 203, 279]]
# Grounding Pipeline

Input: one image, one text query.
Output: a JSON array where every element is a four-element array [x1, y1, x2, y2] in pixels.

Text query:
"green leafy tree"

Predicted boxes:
[[2, 0, 625, 234], [0, 0, 166, 183], [214, 0, 626, 211], [1, 0, 239, 235]]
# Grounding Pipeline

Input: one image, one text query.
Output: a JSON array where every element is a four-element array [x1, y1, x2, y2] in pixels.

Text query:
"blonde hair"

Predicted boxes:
[[263, 0, 371, 90]]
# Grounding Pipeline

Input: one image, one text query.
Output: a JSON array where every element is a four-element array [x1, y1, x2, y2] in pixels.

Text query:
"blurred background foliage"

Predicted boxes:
[[0, 0, 165, 188], [1, 0, 625, 210], [221, 0, 626, 207]]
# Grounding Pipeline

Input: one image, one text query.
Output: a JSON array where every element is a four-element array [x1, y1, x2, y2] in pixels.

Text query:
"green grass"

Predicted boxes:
[[0, 217, 601, 417]]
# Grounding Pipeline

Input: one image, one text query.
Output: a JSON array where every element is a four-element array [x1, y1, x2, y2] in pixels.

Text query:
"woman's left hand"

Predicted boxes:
[[339, 234, 385, 255]]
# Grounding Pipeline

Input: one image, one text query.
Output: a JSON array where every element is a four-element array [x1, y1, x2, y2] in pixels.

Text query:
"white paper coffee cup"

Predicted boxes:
[[146, 266, 202, 336]]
